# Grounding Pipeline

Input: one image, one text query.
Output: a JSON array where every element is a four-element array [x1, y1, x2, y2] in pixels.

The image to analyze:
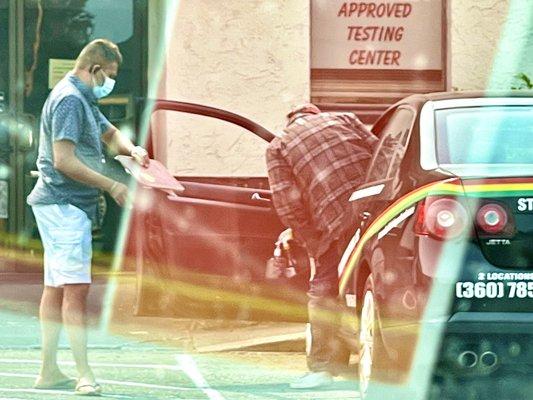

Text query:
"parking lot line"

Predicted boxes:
[[0, 359, 179, 371], [0, 372, 198, 392], [176, 354, 226, 400], [0, 388, 131, 399]]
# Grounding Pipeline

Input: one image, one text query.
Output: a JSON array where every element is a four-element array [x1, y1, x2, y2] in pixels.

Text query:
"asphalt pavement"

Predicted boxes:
[[0, 272, 360, 399]]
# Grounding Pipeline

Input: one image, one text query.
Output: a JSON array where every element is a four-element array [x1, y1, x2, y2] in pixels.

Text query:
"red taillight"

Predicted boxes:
[[415, 197, 469, 240], [476, 203, 508, 234]]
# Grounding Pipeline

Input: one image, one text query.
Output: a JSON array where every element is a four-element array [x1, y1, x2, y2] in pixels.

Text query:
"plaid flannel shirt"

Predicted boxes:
[[266, 112, 378, 258]]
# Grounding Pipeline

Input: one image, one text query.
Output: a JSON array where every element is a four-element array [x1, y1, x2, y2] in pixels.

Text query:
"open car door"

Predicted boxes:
[[122, 100, 309, 321]]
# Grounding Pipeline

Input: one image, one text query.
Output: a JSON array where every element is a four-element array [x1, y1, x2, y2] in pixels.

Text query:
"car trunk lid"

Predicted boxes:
[[460, 177, 533, 269]]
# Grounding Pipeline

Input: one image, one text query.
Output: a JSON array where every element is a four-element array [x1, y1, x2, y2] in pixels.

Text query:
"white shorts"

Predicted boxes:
[[32, 204, 92, 287]]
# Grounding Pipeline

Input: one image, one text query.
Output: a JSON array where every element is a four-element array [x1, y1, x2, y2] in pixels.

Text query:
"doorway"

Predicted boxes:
[[0, 0, 148, 266]]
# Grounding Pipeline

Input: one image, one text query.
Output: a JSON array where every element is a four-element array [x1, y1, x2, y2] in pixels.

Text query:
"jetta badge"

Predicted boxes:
[[517, 198, 533, 212], [486, 239, 511, 246]]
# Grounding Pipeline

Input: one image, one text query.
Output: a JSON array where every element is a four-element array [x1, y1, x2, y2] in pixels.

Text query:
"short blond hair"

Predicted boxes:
[[75, 39, 123, 69]]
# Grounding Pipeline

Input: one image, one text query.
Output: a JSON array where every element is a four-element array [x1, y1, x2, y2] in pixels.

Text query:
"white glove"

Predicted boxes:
[[130, 146, 150, 167], [276, 228, 293, 248]]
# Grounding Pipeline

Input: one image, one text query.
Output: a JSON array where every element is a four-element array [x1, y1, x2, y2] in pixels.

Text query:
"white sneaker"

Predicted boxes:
[[290, 372, 333, 389]]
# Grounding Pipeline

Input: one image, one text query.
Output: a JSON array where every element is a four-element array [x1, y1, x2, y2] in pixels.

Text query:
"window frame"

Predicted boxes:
[[419, 97, 533, 172], [365, 105, 417, 195]]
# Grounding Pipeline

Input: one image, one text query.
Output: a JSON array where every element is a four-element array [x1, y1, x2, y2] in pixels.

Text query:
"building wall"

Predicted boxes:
[[450, 0, 533, 91], [149, 0, 310, 176], [149, 0, 531, 176]]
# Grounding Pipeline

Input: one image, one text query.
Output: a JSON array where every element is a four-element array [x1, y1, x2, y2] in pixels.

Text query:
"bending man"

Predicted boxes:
[[266, 103, 377, 389]]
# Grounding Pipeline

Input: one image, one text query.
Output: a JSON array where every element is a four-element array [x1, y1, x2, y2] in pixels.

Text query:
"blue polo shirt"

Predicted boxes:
[[27, 73, 112, 223]]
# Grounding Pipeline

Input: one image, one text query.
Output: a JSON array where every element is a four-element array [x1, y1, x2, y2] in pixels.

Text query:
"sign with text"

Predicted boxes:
[[312, 0, 444, 70]]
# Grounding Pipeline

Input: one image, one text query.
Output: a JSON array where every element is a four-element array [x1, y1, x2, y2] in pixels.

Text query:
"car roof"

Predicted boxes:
[[373, 91, 533, 130], [399, 90, 533, 106]]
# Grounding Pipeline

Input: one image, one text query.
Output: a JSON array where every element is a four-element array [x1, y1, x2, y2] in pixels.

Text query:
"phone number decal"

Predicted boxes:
[[456, 281, 533, 299]]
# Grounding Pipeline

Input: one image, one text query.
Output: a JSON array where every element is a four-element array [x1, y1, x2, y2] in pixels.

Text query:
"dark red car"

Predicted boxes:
[[122, 92, 533, 400]]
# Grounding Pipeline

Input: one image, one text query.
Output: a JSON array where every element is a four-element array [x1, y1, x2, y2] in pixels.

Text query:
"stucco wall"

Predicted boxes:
[[148, 0, 531, 176], [152, 0, 310, 176], [451, 0, 533, 90]]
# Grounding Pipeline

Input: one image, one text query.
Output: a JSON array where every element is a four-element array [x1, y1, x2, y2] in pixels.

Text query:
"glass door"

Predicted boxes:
[[0, 0, 148, 259], [0, 0, 6, 233], [0, 0, 25, 237]]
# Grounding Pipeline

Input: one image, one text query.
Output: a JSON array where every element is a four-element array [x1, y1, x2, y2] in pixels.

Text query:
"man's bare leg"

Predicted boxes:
[[37, 286, 70, 384], [62, 284, 95, 384]]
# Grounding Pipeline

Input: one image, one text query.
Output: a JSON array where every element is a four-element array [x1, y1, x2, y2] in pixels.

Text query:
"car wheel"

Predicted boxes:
[[358, 274, 378, 399]]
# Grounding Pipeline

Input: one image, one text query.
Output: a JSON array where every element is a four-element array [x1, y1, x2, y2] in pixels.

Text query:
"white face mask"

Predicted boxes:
[[92, 70, 115, 99]]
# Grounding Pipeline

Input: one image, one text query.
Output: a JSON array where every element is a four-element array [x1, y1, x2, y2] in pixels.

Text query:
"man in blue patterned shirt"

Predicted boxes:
[[27, 39, 149, 395]]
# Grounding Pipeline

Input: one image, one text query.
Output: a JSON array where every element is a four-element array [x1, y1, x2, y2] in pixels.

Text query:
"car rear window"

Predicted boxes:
[[435, 106, 533, 175]]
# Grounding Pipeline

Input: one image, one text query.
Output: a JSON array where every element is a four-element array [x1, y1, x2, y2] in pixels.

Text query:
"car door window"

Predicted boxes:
[[150, 109, 269, 178], [365, 106, 416, 195]]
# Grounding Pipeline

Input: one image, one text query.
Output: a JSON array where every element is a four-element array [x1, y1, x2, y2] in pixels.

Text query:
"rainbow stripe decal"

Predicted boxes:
[[338, 178, 533, 295]]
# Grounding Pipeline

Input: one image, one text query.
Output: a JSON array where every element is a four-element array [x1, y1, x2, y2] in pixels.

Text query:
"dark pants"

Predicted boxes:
[[307, 240, 350, 374]]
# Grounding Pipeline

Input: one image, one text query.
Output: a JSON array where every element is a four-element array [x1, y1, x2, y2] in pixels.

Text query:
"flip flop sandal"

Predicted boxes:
[[75, 383, 102, 396], [34, 378, 77, 390]]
